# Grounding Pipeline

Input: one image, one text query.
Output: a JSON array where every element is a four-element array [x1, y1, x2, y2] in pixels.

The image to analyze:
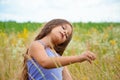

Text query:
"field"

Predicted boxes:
[[0, 21, 120, 80]]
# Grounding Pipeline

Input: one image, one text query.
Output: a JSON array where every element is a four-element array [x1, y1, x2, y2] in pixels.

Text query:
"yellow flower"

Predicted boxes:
[[109, 40, 116, 46], [17, 28, 28, 39], [23, 28, 28, 39]]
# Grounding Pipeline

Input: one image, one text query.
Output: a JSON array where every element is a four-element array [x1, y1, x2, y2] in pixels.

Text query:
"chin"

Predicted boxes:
[[59, 40, 66, 44], [55, 40, 63, 45], [54, 35, 65, 44]]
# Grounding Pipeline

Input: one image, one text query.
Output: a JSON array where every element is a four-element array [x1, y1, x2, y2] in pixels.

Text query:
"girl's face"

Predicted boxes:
[[50, 24, 72, 44]]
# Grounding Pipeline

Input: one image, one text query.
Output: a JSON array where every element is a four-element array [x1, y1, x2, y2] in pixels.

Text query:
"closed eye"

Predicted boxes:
[[61, 26, 69, 38], [62, 26, 65, 30]]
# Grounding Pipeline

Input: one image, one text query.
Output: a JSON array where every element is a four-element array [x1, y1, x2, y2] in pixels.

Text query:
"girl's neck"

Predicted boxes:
[[40, 36, 54, 49]]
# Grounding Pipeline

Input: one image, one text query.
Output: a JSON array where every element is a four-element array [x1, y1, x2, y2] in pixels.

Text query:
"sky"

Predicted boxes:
[[0, 0, 120, 22]]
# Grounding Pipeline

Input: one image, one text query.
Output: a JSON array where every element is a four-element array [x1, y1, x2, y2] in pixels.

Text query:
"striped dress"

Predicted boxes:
[[27, 41, 63, 80]]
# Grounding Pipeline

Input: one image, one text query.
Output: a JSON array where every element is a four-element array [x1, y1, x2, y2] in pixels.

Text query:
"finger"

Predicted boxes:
[[93, 54, 96, 60], [86, 52, 95, 60], [88, 51, 96, 60], [87, 54, 93, 60], [86, 57, 92, 64], [91, 53, 96, 60]]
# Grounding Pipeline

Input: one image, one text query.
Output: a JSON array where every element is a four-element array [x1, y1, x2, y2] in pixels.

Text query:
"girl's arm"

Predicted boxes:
[[62, 66, 73, 80], [29, 41, 96, 69]]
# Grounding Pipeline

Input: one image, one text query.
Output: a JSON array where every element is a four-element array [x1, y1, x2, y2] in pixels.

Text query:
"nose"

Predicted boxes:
[[63, 30, 68, 35], [63, 29, 66, 33]]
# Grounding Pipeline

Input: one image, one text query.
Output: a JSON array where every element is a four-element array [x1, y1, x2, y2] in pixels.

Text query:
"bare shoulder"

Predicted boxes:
[[31, 41, 44, 48], [28, 41, 45, 55], [28, 41, 49, 63]]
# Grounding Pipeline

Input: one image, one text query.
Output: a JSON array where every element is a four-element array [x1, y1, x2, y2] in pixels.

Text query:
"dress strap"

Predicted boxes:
[[37, 40, 47, 48]]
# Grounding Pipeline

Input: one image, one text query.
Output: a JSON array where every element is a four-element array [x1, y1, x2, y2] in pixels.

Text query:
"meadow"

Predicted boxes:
[[0, 21, 120, 80]]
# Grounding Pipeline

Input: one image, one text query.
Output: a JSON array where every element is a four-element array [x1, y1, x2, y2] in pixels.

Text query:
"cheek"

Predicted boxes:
[[59, 36, 67, 44], [50, 29, 66, 44], [53, 34, 66, 44], [50, 31, 59, 39], [51, 31, 59, 37]]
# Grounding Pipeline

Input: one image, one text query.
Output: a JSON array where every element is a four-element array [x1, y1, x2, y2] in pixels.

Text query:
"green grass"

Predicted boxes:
[[0, 21, 42, 33]]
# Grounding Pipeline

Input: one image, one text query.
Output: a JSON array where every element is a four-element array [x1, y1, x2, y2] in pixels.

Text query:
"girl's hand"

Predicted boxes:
[[79, 51, 96, 64]]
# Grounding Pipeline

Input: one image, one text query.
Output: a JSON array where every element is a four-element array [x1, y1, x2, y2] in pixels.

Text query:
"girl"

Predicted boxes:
[[21, 19, 96, 80]]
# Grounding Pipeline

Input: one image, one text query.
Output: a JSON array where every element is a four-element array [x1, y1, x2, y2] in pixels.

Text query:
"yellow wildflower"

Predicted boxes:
[[109, 40, 116, 46], [17, 28, 28, 39], [22, 28, 28, 39]]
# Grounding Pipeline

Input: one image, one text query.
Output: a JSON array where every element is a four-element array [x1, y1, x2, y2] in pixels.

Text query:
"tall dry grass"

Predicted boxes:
[[0, 22, 120, 80]]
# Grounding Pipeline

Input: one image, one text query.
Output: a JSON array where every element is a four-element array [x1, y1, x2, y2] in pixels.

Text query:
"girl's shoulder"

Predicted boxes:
[[28, 41, 45, 54], [30, 40, 44, 48]]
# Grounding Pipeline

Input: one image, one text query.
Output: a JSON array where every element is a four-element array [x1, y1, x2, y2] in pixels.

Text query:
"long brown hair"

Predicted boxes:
[[35, 19, 73, 55], [20, 19, 73, 80]]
